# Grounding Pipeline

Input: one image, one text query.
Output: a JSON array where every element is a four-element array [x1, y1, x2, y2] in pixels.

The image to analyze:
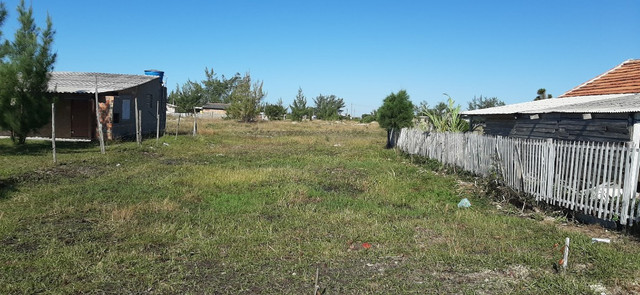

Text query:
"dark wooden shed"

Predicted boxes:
[[462, 59, 640, 146]]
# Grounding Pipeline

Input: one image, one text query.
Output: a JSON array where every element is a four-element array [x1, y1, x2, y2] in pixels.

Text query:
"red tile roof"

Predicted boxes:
[[559, 59, 640, 97]]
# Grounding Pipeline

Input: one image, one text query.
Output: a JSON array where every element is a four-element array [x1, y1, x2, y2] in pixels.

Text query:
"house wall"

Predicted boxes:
[[22, 94, 93, 139], [109, 78, 166, 139], [0, 95, 94, 139], [199, 109, 227, 119], [483, 114, 516, 137], [482, 113, 632, 142]]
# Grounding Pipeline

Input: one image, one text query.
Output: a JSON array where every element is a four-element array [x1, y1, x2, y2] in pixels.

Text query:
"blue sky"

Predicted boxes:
[[2, 0, 639, 116]]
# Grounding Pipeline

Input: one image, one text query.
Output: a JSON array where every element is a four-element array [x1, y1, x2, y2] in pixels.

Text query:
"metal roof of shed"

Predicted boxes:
[[202, 102, 230, 110], [48, 72, 158, 94], [461, 93, 640, 116]]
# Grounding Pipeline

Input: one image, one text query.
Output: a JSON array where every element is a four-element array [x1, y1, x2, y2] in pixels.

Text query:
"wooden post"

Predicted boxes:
[[562, 237, 570, 270], [138, 109, 143, 144], [175, 113, 181, 139], [51, 102, 56, 164], [626, 143, 640, 224], [192, 107, 197, 136], [632, 113, 640, 148], [545, 139, 555, 203], [156, 100, 160, 144], [135, 97, 141, 145], [313, 267, 320, 295], [95, 75, 106, 154]]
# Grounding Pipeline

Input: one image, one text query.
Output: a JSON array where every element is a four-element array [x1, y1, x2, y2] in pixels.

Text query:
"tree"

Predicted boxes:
[[430, 101, 448, 118], [168, 79, 204, 136], [360, 110, 377, 123], [201, 67, 240, 103], [534, 88, 552, 101], [169, 80, 204, 113], [265, 98, 287, 120], [467, 95, 505, 110], [227, 73, 265, 122], [289, 87, 311, 121], [0, 1, 56, 144], [377, 90, 414, 149], [313, 94, 345, 120], [414, 101, 430, 117], [426, 95, 468, 132]]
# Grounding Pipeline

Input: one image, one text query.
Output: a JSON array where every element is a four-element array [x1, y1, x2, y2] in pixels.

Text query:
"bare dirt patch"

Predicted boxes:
[[432, 264, 532, 294], [4, 164, 101, 185]]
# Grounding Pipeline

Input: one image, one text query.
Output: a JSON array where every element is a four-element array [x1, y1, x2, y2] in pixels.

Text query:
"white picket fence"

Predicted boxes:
[[397, 128, 640, 225]]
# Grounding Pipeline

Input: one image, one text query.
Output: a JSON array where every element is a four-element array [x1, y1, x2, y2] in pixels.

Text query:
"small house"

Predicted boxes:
[[166, 103, 178, 114], [2, 71, 167, 140], [462, 59, 640, 146], [199, 102, 230, 119]]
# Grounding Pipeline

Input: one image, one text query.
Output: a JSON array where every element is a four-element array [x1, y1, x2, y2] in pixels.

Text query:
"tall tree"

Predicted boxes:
[[169, 80, 204, 113], [534, 88, 552, 101], [0, 1, 56, 144], [377, 90, 414, 149], [227, 73, 265, 122], [0, 2, 55, 144], [467, 95, 505, 110], [201, 67, 240, 103], [289, 87, 310, 121], [313, 94, 344, 120]]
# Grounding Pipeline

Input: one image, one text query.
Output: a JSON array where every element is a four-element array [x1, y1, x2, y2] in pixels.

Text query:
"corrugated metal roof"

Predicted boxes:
[[48, 72, 159, 94], [461, 93, 640, 116], [202, 102, 230, 110]]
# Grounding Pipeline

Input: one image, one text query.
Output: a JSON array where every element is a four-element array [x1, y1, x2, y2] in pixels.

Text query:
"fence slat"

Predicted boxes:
[[397, 128, 639, 225]]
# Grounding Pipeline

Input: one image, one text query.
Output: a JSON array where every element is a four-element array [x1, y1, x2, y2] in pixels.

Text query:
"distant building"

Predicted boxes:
[[166, 103, 177, 114], [199, 102, 230, 119]]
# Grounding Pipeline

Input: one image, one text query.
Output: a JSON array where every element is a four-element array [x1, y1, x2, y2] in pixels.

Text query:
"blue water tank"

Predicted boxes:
[[144, 69, 164, 80]]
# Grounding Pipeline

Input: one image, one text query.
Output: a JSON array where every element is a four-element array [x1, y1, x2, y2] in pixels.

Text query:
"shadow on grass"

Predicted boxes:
[[0, 140, 96, 156], [0, 177, 16, 200]]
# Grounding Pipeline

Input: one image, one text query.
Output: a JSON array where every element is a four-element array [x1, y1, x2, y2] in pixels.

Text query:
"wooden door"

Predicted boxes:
[[70, 99, 90, 138]]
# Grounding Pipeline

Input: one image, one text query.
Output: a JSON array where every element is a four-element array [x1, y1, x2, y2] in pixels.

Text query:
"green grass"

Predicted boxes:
[[1, 119, 640, 294]]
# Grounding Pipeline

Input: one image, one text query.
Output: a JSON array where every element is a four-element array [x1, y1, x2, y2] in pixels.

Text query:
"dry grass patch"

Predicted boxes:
[[106, 198, 180, 224]]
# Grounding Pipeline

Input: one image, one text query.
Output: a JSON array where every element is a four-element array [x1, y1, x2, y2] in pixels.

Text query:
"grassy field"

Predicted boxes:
[[1, 118, 640, 294]]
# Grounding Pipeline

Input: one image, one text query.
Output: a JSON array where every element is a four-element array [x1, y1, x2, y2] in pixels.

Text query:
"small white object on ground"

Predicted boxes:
[[591, 238, 611, 243], [457, 198, 471, 208]]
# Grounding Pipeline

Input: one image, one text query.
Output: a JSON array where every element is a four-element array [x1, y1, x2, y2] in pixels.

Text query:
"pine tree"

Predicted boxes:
[[227, 73, 265, 122], [169, 80, 204, 113], [0, 0, 56, 144], [534, 88, 552, 101], [313, 94, 344, 120], [289, 87, 309, 121], [377, 90, 414, 148]]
